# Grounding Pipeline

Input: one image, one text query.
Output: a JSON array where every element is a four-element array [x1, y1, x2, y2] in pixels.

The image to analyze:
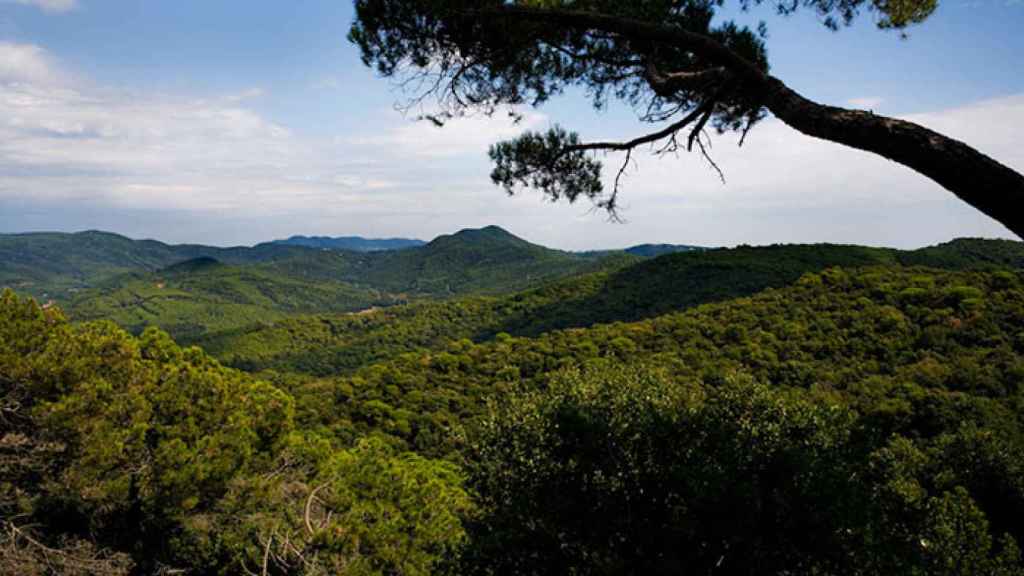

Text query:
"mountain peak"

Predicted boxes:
[[446, 225, 522, 243]]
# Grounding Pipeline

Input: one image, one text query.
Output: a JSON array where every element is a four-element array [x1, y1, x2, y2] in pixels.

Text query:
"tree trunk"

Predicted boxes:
[[762, 77, 1024, 239], [483, 6, 1024, 238]]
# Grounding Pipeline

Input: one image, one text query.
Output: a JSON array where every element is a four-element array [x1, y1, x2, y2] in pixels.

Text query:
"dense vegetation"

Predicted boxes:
[[0, 291, 470, 575], [2, 227, 638, 345], [4, 236, 1024, 574], [0, 230, 314, 302], [68, 258, 398, 344], [197, 238, 1024, 375]]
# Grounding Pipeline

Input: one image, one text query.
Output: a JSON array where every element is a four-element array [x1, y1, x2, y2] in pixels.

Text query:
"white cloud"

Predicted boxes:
[[0, 42, 544, 230], [579, 94, 1023, 248], [3, 0, 77, 13], [0, 42, 65, 85], [0, 40, 1019, 249], [846, 96, 884, 109], [349, 109, 547, 159]]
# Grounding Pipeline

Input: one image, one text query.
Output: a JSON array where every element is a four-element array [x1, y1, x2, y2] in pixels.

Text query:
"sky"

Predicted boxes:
[[0, 0, 1021, 250]]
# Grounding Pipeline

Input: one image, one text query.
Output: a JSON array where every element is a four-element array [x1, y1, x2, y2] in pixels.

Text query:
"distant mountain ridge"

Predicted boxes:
[[0, 226, 635, 302], [0, 226, 638, 340], [274, 225, 639, 295], [3, 227, 1022, 350], [624, 244, 707, 257], [270, 235, 425, 252]]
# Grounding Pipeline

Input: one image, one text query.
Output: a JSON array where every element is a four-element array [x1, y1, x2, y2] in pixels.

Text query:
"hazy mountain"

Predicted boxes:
[[0, 230, 316, 301], [624, 243, 707, 257], [270, 225, 640, 295], [1, 226, 636, 302], [9, 228, 1020, 339], [269, 235, 425, 252]]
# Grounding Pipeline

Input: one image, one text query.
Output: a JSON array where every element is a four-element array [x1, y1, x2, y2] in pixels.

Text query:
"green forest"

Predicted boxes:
[[3, 230, 1024, 575], [3, 0, 1023, 572]]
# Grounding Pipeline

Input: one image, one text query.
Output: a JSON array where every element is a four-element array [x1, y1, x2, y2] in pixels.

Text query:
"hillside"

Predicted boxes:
[[0, 230, 315, 301], [6, 260, 1024, 575], [67, 258, 397, 343], [198, 238, 1024, 375], [1, 226, 636, 306], [322, 225, 637, 295], [0, 231, 186, 301], [29, 226, 636, 341], [278, 265, 1024, 454]]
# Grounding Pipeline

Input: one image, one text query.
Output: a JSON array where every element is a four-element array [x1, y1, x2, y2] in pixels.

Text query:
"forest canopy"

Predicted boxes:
[[5, 256, 1024, 573]]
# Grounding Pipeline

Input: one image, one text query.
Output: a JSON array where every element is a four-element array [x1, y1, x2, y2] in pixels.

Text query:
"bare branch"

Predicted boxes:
[[261, 531, 273, 576], [563, 102, 710, 155], [687, 103, 715, 152], [645, 61, 730, 97], [304, 483, 329, 536], [696, 137, 726, 183]]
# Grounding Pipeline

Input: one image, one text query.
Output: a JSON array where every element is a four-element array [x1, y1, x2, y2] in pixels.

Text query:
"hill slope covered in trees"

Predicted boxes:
[[197, 238, 1024, 375], [4, 259, 1024, 574], [2, 226, 635, 315], [2, 227, 638, 342], [66, 258, 399, 343]]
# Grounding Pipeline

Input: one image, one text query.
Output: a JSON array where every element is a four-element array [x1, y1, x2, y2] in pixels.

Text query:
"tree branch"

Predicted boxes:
[[645, 61, 730, 97], [469, 4, 1024, 238], [563, 102, 712, 155]]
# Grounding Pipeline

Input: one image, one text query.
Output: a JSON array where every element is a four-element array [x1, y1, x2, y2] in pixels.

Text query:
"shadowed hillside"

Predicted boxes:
[[197, 238, 1024, 375]]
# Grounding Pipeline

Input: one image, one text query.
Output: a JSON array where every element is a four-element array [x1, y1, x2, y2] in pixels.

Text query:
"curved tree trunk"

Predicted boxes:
[[483, 6, 1024, 239], [763, 78, 1024, 239]]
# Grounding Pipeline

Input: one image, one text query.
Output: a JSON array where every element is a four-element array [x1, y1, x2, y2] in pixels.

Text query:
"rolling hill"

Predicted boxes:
[[311, 225, 638, 295], [1, 226, 636, 303], [21, 226, 635, 341], [67, 258, 398, 343], [197, 237, 1024, 375], [0, 230, 315, 302]]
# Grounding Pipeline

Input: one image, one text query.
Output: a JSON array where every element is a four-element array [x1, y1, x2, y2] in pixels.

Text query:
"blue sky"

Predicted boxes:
[[0, 0, 1021, 249]]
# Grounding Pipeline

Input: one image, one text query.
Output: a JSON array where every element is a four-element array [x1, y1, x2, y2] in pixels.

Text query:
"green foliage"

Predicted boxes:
[[464, 365, 1023, 575], [349, 0, 934, 210], [202, 435, 472, 576], [0, 291, 469, 574], [5, 236, 1024, 574], [490, 127, 606, 205], [66, 260, 395, 343], [199, 239, 1024, 377], [306, 437, 471, 576]]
